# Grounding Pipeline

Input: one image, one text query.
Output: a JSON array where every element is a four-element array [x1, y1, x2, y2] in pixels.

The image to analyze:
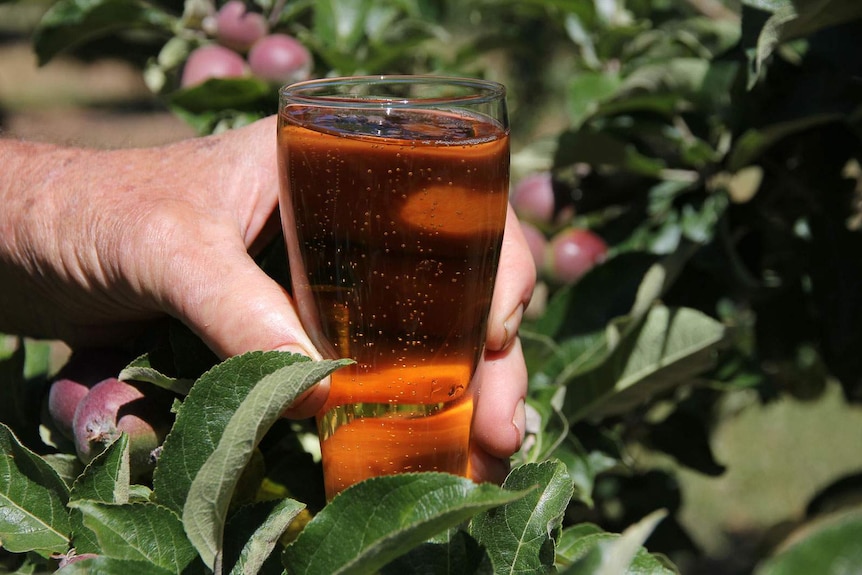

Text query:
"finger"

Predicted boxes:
[[470, 337, 527, 465], [157, 232, 329, 418], [470, 445, 511, 485], [485, 206, 536, 352]]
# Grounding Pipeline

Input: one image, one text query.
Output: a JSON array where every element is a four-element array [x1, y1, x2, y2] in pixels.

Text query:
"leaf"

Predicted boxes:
[[380, 528, 492, 575], [750, 4, 797, 86], [71, 434, 130, 505], [224, 499, 306, 575], [168, 77, 274, 115], [120, 354, 193, 396], [70, 500, 198, 573], [312, 0, 372, 54], [471, 460, 574, 575], [153, 352, 337, 514], [0, 339, 51, 450], [181, 355, 350, 570], [32, 0, 176, 65], [555, 523, 604, 561], [563, 305, 726, 422], [619, 58, 737, 111], [568, 71, 621, 127], [741, 0, 791, 11], [0, 423, 70, 556], [557, 510, 675, 574], [552, 441, 618, 508], [728, 113, 844, 172], [514, 397, 569, 467], [533, 252, 659, 339], [754, 508, 862, 575], [554, 130, 666, 178], [783, 0, 862, 41], [56, 556, 176, 575], [283, 473, 528, 575], [42, 454, 85, 489], [746, 0, 862, 86], [69, 434, 131, 554]]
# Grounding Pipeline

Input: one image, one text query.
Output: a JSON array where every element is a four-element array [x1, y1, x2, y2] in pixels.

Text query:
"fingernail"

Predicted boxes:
[[501, 304, 524, 350], [512, 398, 526, 451]]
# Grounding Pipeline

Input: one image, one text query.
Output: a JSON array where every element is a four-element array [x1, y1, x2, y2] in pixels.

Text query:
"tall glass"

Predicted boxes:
[[277, 76, 510, 500]]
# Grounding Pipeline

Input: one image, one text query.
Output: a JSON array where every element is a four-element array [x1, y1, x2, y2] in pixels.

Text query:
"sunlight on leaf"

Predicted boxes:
[[284, 473, 527, 575], [181, 356, 350, 569], [0, 423, 70, 556], [472, 460, 574, 574]]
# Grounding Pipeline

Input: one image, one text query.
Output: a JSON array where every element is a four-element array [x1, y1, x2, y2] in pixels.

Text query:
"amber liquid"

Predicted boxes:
[[277, 106, 509, 499]]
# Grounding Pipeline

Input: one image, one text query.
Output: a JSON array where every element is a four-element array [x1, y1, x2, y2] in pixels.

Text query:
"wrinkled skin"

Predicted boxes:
[[0, 116, 536, 484]]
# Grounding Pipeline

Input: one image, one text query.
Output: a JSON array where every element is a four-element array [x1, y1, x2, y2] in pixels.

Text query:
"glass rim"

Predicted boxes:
[[279, 75, 506, 109]]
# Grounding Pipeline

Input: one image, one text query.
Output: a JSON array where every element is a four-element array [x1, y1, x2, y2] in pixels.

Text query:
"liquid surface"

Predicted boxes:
[[278, 107, 509, 498]]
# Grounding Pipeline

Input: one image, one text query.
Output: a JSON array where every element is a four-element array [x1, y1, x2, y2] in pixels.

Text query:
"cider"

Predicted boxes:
[[277, 105, 509, 499]]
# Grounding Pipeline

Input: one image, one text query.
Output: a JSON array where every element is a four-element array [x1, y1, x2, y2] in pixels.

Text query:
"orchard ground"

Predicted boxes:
[[2, 21, 862, 575]]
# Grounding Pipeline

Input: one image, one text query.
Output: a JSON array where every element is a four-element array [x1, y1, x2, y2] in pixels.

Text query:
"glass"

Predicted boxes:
[[277, 75, 510, 500]]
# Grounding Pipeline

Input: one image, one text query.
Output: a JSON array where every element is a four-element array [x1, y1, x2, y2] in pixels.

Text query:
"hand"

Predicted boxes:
[[0, 115, 535, 483]]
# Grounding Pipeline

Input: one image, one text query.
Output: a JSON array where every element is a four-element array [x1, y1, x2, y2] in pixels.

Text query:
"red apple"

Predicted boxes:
[[247, 33, 312, 84], [180, 44, 246, 88], [215, 1, 268, 52], [546, 228, 608, 284], [511, 172, 555, 225]]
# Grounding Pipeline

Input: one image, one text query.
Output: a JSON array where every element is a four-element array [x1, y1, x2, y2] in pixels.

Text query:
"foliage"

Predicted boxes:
[[1, 0, 862, 573]]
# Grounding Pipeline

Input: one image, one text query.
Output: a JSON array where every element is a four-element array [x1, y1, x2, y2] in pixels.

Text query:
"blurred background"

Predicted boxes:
[[2, 0, 862, 572]]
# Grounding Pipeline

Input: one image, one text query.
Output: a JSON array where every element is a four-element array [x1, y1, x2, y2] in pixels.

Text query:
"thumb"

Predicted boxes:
[[161, 239, 327, 418]]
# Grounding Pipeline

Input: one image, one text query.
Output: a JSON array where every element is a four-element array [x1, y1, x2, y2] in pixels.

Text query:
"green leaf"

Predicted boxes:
[[32, 0, 176, 65], [754, 508, 862, 575], [153, 352, 334, 514], [0, 339, 51, 450], [746, 0, 862, 86], [727, 113, 844, 171], [471, 460, 573, 575], [283, 473, 528, 575], [70, 500, 198, 573], [554, 130, 666, 178], [71, 434, 130, 505], [750, 5, 797, 85], [741, 0, 791, 12], [0, 423, 70, 556], [120, 355, 194, 396], [42, 454, 85, 489], [533, 253, 659, 339], [380, 527, 492, 575], [568, 71, 621, 127], [552, 440, 618, 508], [69, 435, 131, 554], [514, 397, 569, 467], [784, 0, 862, 40], [619, 58, 737, 111], [555, 523, 604, 563], [168, 77, 273, 115], [562, 305, 726, 422], [313, 0, 372, 55], [557, 510, 675, 574], [225, 498, 306, 575], [180, 354, 350, 570], [55, 556, 176, 574]]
